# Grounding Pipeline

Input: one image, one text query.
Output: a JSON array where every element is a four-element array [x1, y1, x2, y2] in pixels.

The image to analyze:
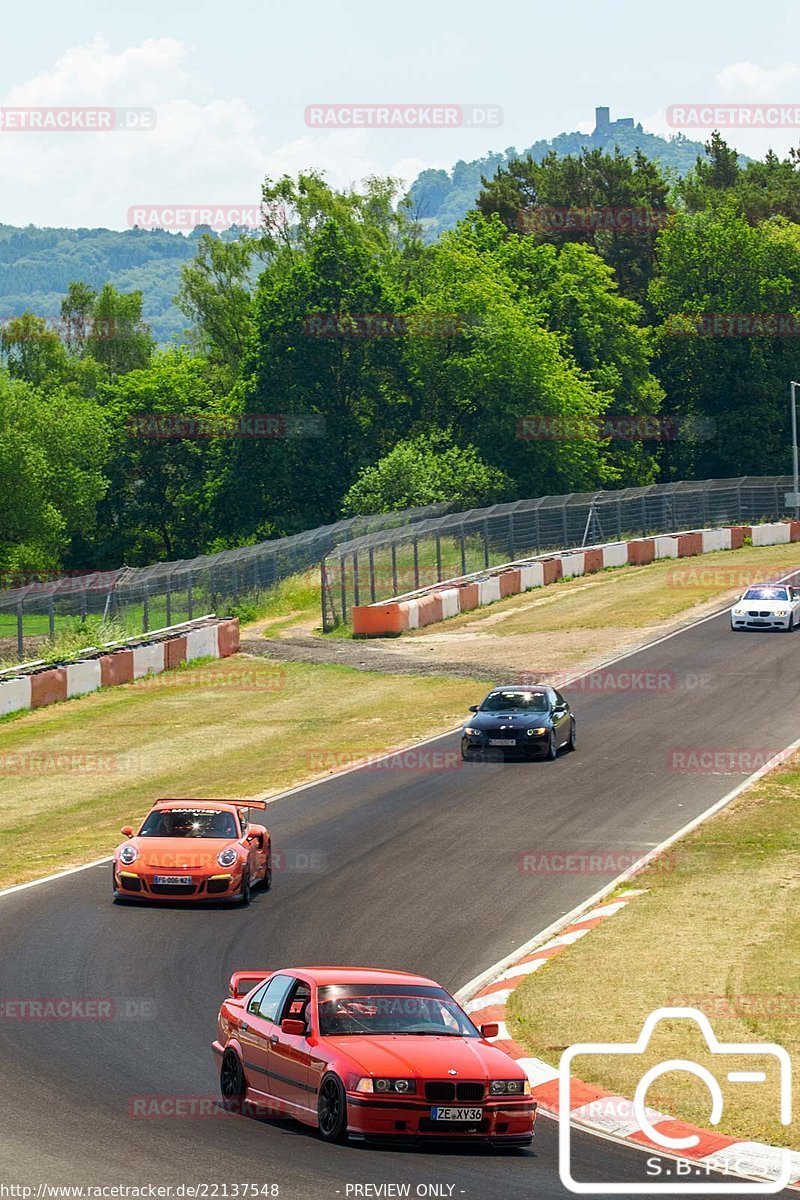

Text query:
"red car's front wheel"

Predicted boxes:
[[317, 1074, 348, 1142], [220, 1049, 247, 1113]]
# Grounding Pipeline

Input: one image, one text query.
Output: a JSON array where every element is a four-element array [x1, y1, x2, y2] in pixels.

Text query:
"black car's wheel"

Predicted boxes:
[[238, 870, 251, 906], [546, 730, 558, 760], [262, 853, 272, 891], [317, 1074, 348, 1142], [220, 1049, 247, 1113], [567, 719, 577, 751]]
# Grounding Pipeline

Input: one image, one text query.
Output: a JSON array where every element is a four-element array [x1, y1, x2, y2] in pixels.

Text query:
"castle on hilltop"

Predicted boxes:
[[592, 106, 643, 137]]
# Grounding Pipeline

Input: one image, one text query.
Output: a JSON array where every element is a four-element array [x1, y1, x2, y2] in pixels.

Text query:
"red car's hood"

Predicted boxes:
[[325, 1035, 525, 1080], [120, 837, 239, 870]]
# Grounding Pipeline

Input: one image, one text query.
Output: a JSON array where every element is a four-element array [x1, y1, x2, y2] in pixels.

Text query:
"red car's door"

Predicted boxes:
[[237, 974, 294, 1112], [267, 978, 318, 1119]]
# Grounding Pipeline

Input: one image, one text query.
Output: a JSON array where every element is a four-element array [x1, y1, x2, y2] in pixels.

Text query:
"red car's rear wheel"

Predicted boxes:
[[317, 1074, 348, 1142], [220, 1049, 247, 1112]]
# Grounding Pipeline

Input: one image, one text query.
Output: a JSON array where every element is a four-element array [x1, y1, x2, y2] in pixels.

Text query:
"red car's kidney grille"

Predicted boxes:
[[424, 1081, 485, 1103]]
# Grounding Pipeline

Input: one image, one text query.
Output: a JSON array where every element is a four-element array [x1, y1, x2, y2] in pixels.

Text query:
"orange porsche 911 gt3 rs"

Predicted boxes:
[[213, 966, 536, 1147], [112, 798, 272, 904]]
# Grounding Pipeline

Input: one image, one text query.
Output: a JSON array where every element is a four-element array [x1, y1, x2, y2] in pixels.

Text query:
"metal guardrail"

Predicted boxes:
[[0, 503, 450, 658], [320, 477, 796, 629]]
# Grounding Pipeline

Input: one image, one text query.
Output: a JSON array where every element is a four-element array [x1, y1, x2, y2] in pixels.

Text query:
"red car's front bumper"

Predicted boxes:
[[346, 1092, 536, 1145], [113, 864, 245, 902]]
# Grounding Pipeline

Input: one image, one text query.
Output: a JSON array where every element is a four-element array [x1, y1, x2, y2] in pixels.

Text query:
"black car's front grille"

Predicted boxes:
[[424, 1081, 485, 1103]]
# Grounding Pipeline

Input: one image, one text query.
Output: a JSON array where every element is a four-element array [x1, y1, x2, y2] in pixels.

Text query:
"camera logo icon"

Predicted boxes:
[[558, 1007, 792, 1194]]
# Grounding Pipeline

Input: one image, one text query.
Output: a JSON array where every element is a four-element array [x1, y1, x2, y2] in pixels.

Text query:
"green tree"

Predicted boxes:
[[342, 431, 512, 514]]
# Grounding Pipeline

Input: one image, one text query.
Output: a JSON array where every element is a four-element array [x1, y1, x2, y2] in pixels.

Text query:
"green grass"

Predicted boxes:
[[507, 764, 800, 1149], [0, 654, 482, 888]]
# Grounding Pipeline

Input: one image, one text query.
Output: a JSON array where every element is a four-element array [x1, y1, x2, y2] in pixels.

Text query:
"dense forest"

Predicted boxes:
[[3, 131, 800, 580]]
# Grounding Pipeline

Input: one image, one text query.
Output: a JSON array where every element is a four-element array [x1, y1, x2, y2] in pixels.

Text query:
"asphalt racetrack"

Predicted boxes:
[[1, 602, 798, 1199]]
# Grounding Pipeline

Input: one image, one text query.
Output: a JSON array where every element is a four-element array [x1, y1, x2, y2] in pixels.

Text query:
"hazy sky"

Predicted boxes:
[[1, 0, 798, 228]]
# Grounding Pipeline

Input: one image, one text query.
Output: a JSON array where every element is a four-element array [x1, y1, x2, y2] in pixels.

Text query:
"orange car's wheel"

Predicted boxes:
[[237, 870, 251, 906], [317, 1074, 348, 1143], [220, 1049, 247, 1114]]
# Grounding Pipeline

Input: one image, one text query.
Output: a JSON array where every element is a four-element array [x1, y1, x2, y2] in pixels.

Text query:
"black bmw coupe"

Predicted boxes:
[[460, 685, 576, 761]]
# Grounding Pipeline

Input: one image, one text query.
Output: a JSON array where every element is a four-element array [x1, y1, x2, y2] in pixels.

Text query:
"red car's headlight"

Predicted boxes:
[[355, 1078, 417, 1094], [217, 847, 239, 868], [119, 845, 138, 865]]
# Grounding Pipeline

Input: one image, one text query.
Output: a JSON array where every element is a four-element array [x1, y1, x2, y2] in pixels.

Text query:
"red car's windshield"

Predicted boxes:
[[138, 809, 239, 838], [317, 984, 480, 1037]]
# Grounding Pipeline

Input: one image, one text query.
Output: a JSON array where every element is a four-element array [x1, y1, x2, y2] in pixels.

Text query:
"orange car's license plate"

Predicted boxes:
[[153, 875, 193, 884]]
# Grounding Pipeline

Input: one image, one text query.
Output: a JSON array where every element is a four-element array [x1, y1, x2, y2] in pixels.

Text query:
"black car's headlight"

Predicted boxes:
[[527, 726, 547, 737], [490, 1079, 530, 1095], [355, 1077, 417, 1094], [464, 726, 481, 737]]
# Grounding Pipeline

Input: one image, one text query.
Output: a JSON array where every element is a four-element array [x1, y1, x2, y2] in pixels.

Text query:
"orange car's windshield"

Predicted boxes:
[[317, 985, 480, 1037], [138, 809, 239, 839]]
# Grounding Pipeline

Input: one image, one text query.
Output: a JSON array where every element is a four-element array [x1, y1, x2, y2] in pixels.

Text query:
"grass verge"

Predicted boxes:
[[0, 655, 481, 890], [507, 760, 800, 1149]]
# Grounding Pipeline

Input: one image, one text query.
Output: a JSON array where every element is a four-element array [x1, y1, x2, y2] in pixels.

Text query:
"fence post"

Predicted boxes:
[[48, 596, 55, 641], [339, 556, 347, 625], [368, 547, 376, 603], [81, 585, 87, 621], [413, 537, 420, 589], [508, 512, 516, 561], [165, 574, 172, 627], [460, 526, 467, 575], [353, 552, 360, 607], [616, 498, 622, 540], [641, 496, 647, 536], [187, 573, 193, 621], [435, 530, 442, 581], [232, 563, 239, 601], [483, 521, 489, 570], [562, 504, 568, 547], [391, 543, 398, 595], [142, 589, 149, 633], [16, 603, 23, 660]]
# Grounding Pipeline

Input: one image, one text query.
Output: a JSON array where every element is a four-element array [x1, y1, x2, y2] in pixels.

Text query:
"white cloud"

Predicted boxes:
[[0, 37, 446, 229], [716, 61, 800, 99]]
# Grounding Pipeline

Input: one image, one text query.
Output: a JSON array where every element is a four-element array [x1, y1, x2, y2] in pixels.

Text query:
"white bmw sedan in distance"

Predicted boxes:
[[730, 583, 800, 631]]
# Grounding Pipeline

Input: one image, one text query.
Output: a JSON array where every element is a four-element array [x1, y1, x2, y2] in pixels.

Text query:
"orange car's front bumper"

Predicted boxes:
[[113, 864, 245, 902]]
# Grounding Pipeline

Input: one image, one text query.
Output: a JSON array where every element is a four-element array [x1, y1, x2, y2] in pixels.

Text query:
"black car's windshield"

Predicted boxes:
[[318, 985, 480, 1037], [480, 690, 549, 713], [138, 809, 239, 838], [742, 586, 789, 601]]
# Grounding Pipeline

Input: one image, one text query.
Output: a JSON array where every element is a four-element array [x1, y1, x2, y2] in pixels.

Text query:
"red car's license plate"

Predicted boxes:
[[430, 1107, 483, 1121], [153, 875, 193, 885]]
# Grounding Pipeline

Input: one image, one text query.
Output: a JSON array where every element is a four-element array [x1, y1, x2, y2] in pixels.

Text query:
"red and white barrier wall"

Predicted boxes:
[[352, 522, 800, 636], [0, 617, 240, 719]]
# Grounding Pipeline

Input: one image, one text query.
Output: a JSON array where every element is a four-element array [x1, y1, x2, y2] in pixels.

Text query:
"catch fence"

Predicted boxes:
[[320, 477, 796, 629]]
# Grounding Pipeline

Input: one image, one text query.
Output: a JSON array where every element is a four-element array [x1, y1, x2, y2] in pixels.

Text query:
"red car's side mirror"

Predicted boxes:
[[480, 1022, 499, 1039], [120, 826, 134, 837], [281, 1018, 307, 1036]]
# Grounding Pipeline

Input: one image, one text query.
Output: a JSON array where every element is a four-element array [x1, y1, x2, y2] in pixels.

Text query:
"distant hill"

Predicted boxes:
[[406, 107, 730, 237], [0, 111, 744, 341], [0, 224, 213, 345]]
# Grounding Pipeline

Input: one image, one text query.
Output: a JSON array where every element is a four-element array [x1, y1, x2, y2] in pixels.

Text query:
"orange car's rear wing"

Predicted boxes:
[[156, 797, 268, 810]]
